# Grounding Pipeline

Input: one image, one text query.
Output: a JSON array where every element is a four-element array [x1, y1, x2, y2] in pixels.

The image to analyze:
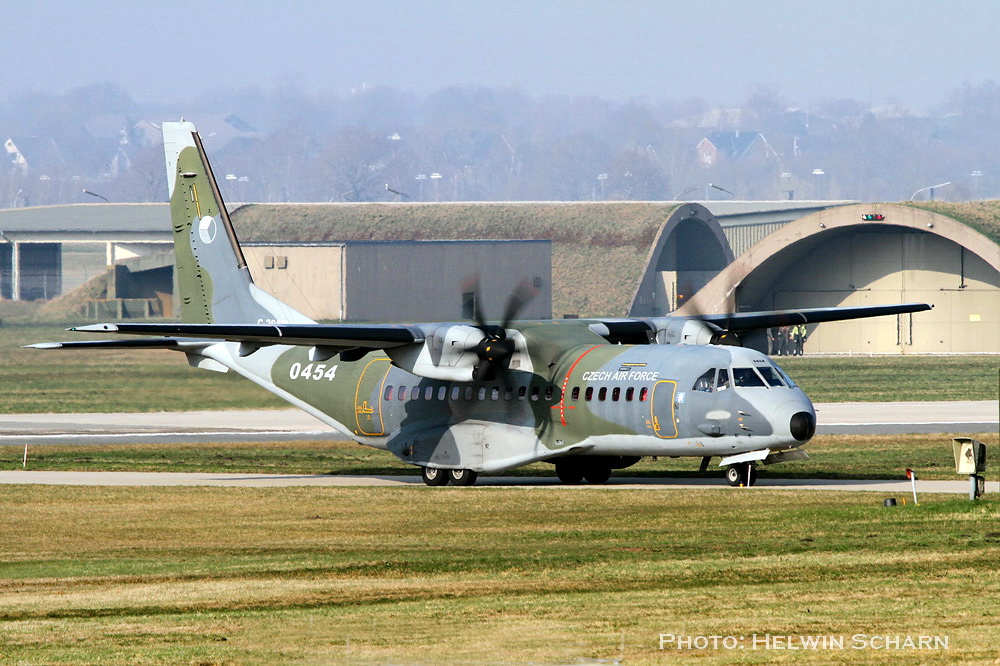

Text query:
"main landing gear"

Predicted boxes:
[[725, 462, 757, 487], [420, 467, 479, 487]]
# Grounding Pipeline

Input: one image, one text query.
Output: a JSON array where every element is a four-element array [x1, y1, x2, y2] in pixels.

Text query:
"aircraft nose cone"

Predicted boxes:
[[790, 411, 816, 442]]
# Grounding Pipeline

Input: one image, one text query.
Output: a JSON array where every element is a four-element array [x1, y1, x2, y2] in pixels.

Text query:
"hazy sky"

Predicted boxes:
[[4, 1, 998, 110]]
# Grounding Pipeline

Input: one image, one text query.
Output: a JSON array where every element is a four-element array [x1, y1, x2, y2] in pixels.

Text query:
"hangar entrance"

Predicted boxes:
[[653, 217, 730, 313], [739, 226, 999, 353]]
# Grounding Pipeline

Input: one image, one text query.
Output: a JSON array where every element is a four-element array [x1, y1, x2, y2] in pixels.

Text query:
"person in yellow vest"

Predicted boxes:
[[794, 323, 807, 355]]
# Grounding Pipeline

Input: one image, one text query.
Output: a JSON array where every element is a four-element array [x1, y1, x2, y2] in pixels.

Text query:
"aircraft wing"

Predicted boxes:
[[67, 322, 425, 348], [591, 302, 933, 344], [697, 302, 933, 332]]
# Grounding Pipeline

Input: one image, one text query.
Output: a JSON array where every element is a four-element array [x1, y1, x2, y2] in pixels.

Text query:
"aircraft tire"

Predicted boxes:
[[726, 466, 741, 486], [449, 469, 478, 486], [555, 460, 585, 484], [584, 464, 612, 484], [421, 466, 450, 487], [726, 463, 757, 487]]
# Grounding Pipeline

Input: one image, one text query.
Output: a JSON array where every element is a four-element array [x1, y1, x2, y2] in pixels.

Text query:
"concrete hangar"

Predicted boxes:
[[1, 200, 997, 353]]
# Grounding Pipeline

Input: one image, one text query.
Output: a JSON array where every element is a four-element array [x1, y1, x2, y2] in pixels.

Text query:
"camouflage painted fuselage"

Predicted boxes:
[[196, 321, 813, 473]]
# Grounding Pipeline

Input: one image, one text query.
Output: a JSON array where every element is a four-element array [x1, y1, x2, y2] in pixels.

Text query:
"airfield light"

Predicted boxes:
[[862, 213, 885, 221]]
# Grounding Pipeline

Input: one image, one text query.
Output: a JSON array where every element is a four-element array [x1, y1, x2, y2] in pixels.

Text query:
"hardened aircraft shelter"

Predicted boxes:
[[685, 203, 1000, 353], [2, 200, 997, 353]]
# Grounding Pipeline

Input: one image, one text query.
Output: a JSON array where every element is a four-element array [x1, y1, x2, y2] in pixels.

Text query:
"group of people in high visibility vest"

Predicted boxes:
[[768, 324, 807, 356]]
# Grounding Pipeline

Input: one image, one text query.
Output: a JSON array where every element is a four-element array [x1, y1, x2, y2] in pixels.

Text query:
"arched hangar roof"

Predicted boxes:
[[686, 202, 1000, 315]]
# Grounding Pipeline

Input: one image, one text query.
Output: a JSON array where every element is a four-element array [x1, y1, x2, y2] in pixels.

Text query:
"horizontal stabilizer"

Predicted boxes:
[[25, 338, 187, 350], [71, 322, 424, 349]]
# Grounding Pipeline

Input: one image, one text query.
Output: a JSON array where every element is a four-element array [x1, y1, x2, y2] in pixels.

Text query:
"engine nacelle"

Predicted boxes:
[[386, 324, 532, 381], [645, 317, 725, 345]]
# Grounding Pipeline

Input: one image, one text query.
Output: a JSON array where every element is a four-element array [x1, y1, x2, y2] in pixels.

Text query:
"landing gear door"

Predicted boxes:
[[355, 357, 391, 436], [651, 380, 678, 438]]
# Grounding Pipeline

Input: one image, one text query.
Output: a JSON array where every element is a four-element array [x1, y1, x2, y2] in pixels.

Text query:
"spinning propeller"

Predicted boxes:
[[463, 276, 538, 381]]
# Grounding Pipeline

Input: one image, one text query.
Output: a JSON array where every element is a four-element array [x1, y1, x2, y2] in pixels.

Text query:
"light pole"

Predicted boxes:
[[971, 171, 982, 199], [82, 189, 110, 203], [415, 174, 427, 201], [910, 181, 952, 201], [672, 186, 698, 201], [597, 173, 608, 200], [709, 183, 735, 198], [430, 172, 442, 201], [781, 172, 794, 200]]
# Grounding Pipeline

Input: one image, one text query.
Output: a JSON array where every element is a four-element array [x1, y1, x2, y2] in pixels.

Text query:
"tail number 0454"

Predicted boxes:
[[289, 363, 338, 381]]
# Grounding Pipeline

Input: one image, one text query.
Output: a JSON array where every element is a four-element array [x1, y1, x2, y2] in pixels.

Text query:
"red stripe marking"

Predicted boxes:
[[558, 345, 602, 426]]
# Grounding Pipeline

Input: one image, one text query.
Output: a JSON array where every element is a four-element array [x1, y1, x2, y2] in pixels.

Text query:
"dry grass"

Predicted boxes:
[[0, 486, 997, 663], [909, 200, 1000, 244]]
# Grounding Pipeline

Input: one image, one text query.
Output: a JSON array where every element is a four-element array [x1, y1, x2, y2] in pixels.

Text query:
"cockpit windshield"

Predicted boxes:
[[732, 368, 766, 387], [770, 362, 797, 388], [756, 366, 786, 387]]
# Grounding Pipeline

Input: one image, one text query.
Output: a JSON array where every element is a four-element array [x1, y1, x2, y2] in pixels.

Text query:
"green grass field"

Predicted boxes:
[[3, 432, 998, 480], [0, 486, 996, 663], [1, 324, 997, 412], [1, 324, 284, 413]]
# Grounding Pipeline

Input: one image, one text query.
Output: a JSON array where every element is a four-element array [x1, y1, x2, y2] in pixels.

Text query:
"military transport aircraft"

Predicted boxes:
[[29, 121, 932, 487]]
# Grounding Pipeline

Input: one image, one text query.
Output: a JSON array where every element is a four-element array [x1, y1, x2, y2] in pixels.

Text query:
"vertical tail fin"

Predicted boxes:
[[162, 121, 313, 324]]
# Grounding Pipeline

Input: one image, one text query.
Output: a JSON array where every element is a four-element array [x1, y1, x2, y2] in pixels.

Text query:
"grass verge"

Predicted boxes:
[[0, 486, 996, 663], [3, 432, 998, 480]]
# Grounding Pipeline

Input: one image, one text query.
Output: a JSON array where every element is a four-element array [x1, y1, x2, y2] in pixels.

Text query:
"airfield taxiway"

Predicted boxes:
[[0, 401, 995, 491], [0, 401, 996, 446], [1, 469, 997, 494]]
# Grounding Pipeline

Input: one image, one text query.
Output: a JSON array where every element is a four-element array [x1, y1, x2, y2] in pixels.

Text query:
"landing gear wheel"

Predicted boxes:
[[448, 468, 479, 486], [555, 459, 585, 484], [584, 464, 612, 484], [421, 466, 449, 486], [726, 465, 741, 486], [725, 462, 757, 487]]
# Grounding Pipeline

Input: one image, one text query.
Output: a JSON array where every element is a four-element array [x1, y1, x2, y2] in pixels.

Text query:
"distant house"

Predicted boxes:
[[3, 136, 65, 175], [4, 138, 28, 173], [697, 131, 777, 167]]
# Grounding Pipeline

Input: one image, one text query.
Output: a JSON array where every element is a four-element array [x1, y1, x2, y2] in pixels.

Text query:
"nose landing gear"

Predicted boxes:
[[725, 462, 757, 487]]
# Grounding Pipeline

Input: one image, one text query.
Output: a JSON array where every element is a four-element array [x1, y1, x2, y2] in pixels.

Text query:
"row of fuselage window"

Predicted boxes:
[[382, 384, 651, 404]]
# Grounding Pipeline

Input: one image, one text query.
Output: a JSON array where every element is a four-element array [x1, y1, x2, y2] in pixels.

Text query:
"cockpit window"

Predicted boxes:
[[732, 367, 766, 387], [773, 364, 797, 388], [716, 368, 730, 391], [756, 366, 786, 387], [693, 369, 715, 392]]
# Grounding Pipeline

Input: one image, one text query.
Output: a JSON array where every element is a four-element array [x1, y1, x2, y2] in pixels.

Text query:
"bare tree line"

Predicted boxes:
[[3, 81, 1000, 206]]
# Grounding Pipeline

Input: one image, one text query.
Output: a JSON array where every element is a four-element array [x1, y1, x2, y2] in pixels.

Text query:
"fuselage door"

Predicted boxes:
[[651, 379, 678, 438], [355, 357, 391, 436]]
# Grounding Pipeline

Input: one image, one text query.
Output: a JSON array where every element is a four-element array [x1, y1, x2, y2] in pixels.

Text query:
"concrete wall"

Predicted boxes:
[[344, 240, 551, 323], [244, 244, 346, 321], [244, 240, 552, 323]]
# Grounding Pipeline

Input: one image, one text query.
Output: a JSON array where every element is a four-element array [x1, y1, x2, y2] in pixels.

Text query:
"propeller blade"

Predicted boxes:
[[457, 275, 536, 380], [461, 273, 489, 329], [500, 279, 539, 330]]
